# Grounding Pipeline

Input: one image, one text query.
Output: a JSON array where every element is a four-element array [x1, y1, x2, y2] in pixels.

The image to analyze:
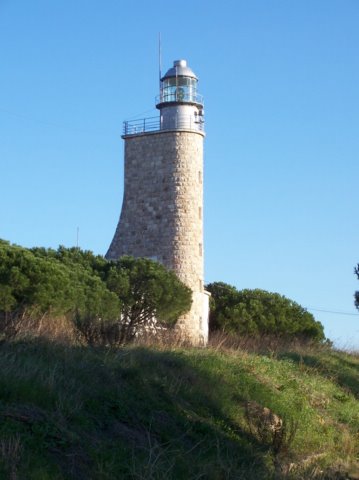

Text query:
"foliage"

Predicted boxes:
[[354, 264, 359, 310], [0, 241, 121, 337], [206, 282, 326, 342], [30, 244, 109, 279], [29, 245, 123, 345], [104, 256, 192, 344], [0, 241, 76, 337], [0, 240, 191, 345], [0, 241, 73, 315]]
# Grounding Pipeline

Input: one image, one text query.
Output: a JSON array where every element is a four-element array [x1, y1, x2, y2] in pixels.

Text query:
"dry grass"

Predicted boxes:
[[7, 311, 340, 357], [207, 331, 330, 356], [0, 435, 22, 480], [13, 314, 78, 344]]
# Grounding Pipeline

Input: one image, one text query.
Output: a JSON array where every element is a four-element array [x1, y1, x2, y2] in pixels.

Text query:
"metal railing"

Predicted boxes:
[[123, 117, 160, 135], [123, 115, 204, 135]]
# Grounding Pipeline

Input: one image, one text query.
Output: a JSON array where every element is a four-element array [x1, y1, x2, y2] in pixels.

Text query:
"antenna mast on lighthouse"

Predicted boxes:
[[158, 32, 162, 90]]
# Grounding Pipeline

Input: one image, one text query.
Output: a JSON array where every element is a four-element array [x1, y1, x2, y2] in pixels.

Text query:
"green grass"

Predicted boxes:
[[0, 338, 358, 479]]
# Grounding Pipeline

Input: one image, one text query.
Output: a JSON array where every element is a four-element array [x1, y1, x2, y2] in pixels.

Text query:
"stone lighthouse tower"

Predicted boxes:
[[106, 59, 209, 345]]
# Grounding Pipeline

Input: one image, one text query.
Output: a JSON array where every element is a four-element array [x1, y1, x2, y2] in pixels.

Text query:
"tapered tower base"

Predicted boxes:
[[106, 129, 208, 345]]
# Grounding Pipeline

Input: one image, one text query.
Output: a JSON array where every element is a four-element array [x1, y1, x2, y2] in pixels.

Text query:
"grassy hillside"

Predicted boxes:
[[0, 338, 358, 479]]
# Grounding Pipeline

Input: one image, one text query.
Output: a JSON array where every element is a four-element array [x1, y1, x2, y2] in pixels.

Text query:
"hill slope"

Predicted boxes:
[[0, 339, 358, 479]]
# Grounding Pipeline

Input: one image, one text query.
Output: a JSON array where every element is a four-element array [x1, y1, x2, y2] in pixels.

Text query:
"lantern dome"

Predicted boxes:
[[161, 59, 198, 80], [156, 59, 203, 109]]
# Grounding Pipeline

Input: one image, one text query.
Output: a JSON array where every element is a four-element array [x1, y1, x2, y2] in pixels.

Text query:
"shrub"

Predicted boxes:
[[0, 241, 120, 340], [0, 241, 192, 345], [104, 256, 192, 344], [354, 264, 359, 310], [206, 282, 325, 342], [0, 241, 76, 337]]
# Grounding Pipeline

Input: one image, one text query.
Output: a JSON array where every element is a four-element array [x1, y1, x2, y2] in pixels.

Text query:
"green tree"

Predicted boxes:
[[31, 247, 192, 344], [105, 256, 192, 344], [0, 242, 75, 315], [354, 264, 359, 310], [206, 282, 325, 342], [1, 241, 192, 345], [0, 241, 120, 339], [31, 245, 109, 280], [30, 245, 122, 345]]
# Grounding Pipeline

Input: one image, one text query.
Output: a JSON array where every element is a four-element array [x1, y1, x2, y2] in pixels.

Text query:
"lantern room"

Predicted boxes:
[[156, 59, 204, 132]]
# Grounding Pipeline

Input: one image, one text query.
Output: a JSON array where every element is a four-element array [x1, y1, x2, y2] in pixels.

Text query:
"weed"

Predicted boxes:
[[0, 435, 22, 480]]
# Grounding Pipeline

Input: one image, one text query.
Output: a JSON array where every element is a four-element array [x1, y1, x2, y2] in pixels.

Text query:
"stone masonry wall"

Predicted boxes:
[[106, 130, 207, 344]]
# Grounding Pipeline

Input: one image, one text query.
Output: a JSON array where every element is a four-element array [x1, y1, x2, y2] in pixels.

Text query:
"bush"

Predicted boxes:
[[0, 240, 192, 345], [0, 241, 75, 337], [354, 264, 359, 310], [104, 256, 192, 344], [206, 282, 326, 342], [72, 256, 192, 346]]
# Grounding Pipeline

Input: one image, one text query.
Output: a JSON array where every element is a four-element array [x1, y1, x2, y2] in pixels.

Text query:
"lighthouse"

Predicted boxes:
[[106, 59, 209, 345]]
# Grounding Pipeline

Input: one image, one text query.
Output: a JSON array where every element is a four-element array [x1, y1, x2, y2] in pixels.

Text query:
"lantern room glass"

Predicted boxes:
[[160, 77, 197, 103]]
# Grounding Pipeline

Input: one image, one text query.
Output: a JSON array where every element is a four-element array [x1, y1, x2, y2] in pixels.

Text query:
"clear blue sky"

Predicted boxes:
[[1, 1, 358, 349]]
